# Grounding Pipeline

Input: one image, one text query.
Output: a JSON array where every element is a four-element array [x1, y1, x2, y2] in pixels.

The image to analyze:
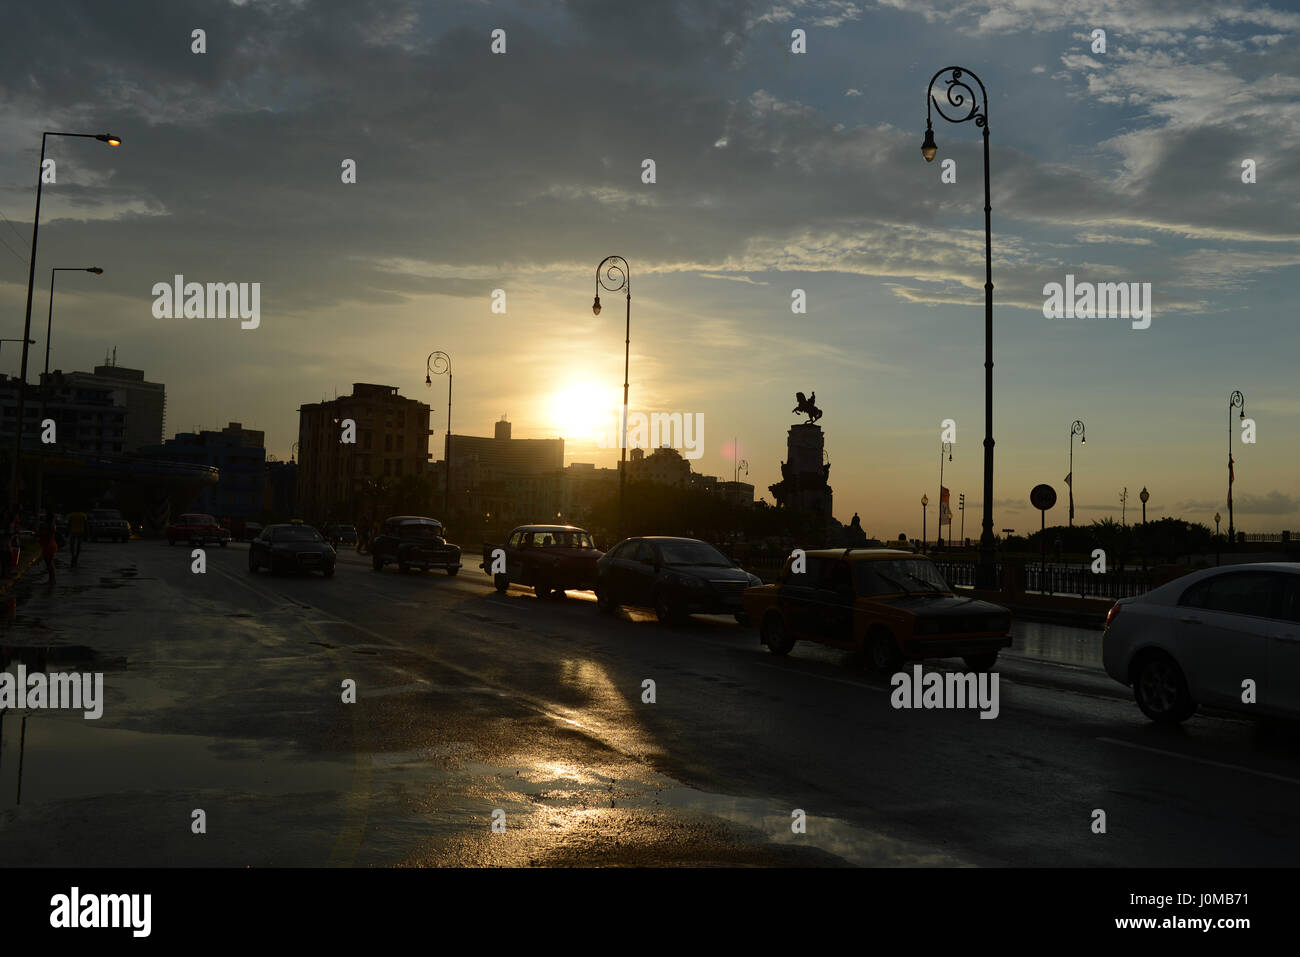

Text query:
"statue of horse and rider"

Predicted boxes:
[[792, 391, 823, 424]]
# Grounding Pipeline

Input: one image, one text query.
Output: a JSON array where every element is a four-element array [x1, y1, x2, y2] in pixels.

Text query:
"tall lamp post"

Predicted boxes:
[[1227, 390, 1244, 549], [1214, 511, 1221, 566], [921, 493, 929, 553], [426, 352, 452, 519], [959, 492, 966, 546], [923, 67, 996, 588], [593, 256, 630, 537], [1068, 419, 1085, 528], [35, 266, 103, 513], [10, 130, 120, 508], [937, 441, 952, 550]]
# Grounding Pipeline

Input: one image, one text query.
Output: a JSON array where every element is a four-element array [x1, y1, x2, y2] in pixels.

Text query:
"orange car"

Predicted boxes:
[[742, 548, 1012, 672]]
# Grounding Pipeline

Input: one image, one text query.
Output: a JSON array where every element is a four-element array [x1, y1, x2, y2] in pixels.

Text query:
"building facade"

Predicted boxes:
[[297, 383, 433, 520]]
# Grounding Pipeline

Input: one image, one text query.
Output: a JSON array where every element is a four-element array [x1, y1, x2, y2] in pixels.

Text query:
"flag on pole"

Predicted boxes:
[[940, 486, 952, 526], [1064, 472, 1072, 486]]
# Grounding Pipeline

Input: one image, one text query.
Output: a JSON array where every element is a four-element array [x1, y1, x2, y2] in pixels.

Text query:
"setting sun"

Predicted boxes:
[[546, 381, 615, 439]]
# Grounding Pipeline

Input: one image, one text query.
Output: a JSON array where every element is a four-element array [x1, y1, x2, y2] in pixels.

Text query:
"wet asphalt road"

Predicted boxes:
[[2, 540, 1299, 867]]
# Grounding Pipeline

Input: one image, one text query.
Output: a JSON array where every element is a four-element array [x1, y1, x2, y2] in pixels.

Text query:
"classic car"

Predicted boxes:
[[249, 523, 336, 576], [481, 524, 604, 598], [595, 536, 760, 624], [88, 507, 131, 543], [371, 516, 461, 575], [166, 513, 231, 546], [742, 548, 1012, 672]]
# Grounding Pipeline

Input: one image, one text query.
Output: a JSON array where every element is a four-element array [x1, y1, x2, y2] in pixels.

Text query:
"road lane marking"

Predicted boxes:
[[1098, 736, 1300, 786]]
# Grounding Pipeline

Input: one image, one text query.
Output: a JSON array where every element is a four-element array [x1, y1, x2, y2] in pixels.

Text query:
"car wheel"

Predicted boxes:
[[446, 567, 459, 577], [866, 628, 902, 675], [494, 573, 509, 593], [654, 589, 685, 625], [534, 580, 552, 599], [761, 613, 794, 656], [248, 550, 258, 573], [1132, 652, 1197, 725], [323, 565, 335, 577], [398, 561, 410, 573], [734, 612, 751, 627], [219, 539, 228, 548], [963, 652, 999, 672], [595, 587, 616, 614], [372, 553, 383, 571], [168, 538, 175, 546]]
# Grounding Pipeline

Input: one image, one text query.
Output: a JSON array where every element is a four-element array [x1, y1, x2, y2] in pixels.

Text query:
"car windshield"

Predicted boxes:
[[657, 541, 732, 567], [91, 510, 122, 520], [272, 527, 324, 542], [401, 523, 444, 539], [854, 558, 952, 596], [538, 531, 595, 548]]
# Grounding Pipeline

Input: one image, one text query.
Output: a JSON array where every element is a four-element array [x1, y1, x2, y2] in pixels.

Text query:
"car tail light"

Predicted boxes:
[[1105, 603, 1121, 629]]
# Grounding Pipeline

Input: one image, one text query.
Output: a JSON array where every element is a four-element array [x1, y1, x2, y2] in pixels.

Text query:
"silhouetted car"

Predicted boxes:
[[326, 524, 358, 547], [88, 508, 131, 543], [1103, 563, 1300, 724], [166, 513, 230, 547], [481, 524, 604, 598], [248, 523, 336, 576], [371, 516, 461, 575], [743, 548, 1012, 673], [595, 536, 760, 624]]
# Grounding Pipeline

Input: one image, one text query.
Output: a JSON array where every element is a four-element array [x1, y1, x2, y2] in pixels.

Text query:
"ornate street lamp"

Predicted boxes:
[[938, 441, 952, 550], [1227, 390, 1244, 548], [1069, 419, 1085, 528], [426, 351, 452, 519], [923, 67, 996, 587], [921, 493, 929, 553], [594, 256, 630, 537]]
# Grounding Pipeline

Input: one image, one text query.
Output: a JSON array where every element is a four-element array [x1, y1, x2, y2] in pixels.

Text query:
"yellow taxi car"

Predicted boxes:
[[742, 548, 1012, 673]]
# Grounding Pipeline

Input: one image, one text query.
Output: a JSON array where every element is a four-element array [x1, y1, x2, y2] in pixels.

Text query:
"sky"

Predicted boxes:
[[0, 0, 1297, 538]]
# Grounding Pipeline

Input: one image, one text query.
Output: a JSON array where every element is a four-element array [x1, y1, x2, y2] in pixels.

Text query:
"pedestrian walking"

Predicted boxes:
[[68, 508, 87, 567], [39, 510, 57, 585]]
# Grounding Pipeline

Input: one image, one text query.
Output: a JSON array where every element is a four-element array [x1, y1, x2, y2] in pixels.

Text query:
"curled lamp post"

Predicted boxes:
[[923, 66, 995, 588], [594, 256, 630, 537], [426, 352, 452, 519], [1069, 419, 1085, 527], [1227, 390, 1244, 548]]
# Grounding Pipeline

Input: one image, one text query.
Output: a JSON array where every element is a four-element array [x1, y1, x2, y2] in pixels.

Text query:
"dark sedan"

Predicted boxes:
[[248, 524, 336, 577], [595, 536, 761, 624]]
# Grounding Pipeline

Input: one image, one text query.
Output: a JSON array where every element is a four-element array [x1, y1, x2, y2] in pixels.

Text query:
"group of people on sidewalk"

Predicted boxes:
[[0, 507, 88, 586]]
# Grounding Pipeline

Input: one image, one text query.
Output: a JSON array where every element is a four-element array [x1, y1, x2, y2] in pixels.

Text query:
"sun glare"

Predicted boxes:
[[546, 382, 613, 439]]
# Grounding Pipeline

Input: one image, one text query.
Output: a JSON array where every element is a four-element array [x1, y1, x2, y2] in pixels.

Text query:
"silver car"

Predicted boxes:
[[1102, 563, 1300, 724]]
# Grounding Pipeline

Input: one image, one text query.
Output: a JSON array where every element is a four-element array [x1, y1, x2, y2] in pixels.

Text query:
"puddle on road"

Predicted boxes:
[[361, 747, 966, 866], [0, 716, 352, 811]]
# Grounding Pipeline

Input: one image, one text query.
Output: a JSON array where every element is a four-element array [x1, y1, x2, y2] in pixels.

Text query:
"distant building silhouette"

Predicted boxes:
[[297, 383, 432, 519]]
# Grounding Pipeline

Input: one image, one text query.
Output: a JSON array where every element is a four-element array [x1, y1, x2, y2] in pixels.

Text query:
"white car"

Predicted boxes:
[[1102, 563, 1300, 724]]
